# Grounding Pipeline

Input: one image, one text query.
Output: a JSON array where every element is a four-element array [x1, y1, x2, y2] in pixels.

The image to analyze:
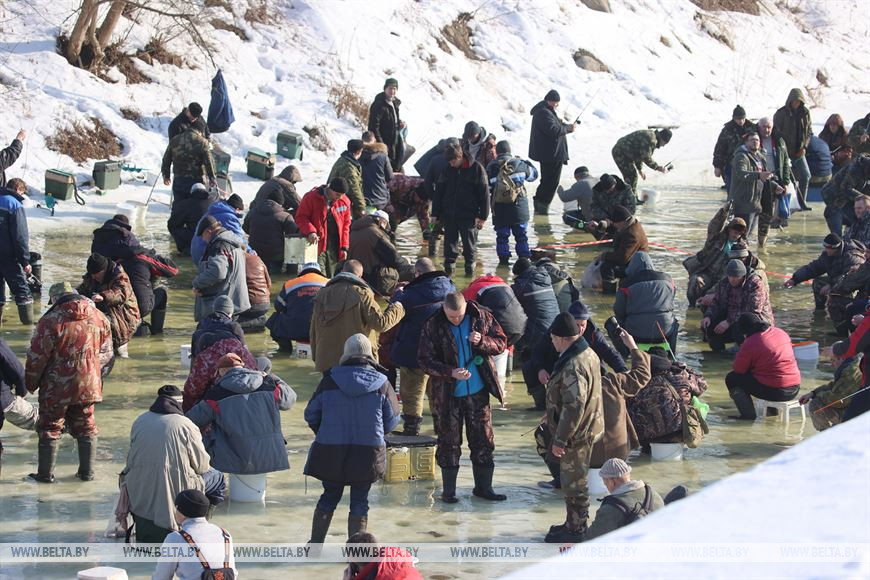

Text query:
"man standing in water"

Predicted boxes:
[[544, 312, 603, 543]]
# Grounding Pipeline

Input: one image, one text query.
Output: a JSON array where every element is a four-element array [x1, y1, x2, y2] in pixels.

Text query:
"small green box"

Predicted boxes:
[[45, 169, 76, 201], [246, 148, 276, 181], [93, 160, 121, 191], [212, 148, 231, 175], [277, 131, 303, 160]]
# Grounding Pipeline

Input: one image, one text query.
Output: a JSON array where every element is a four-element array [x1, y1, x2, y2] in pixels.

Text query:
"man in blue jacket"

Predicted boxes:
[[190, 194, 249, 263], [528, 90, 575, 215], [389, 258, 456, 435], [486, 140, 538, 267], [0, 178, 34, 324]]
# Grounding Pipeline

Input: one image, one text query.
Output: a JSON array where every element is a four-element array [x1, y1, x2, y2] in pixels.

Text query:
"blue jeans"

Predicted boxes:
[[495, 223, 530, 258], [203, 468, 227, 505], [791, 156, 810, 206], [316, 481, 372, 516]]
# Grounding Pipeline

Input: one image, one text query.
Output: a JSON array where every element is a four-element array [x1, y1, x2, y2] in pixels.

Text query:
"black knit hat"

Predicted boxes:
[[188, 102, 203, 117], [732, 105, 746, 119], [197, 215, 221, 236], [545, 89, 560, 102], [86, 253, 109, 275], [610, 205, 631, 222], [512, 257, 532, 276], [175, 489, 210, 518], [329, 177, 349, 194], [227, 194, 244, 211], [550, 312, 580, 337], [157, 385, 183, 399], [737, 312, 769, 339], [824, 233, 843, 248]]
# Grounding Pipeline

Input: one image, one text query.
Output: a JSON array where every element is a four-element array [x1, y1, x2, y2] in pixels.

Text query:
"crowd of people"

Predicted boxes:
[[1, 81, 869, 576]]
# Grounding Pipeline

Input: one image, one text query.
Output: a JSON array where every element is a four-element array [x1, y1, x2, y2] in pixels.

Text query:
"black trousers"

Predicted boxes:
[[705, 316, 741, 351], [443, 222, 477, 265], [0, 260, 31, 304], [534, 162, 563, 207], [725, 371, 799, 419]]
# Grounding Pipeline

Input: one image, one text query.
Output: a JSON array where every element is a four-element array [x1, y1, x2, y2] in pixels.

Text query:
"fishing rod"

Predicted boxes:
[[572, 86, 604, 125], [812, 384, 870, 414], [655, 321, 676, 361]]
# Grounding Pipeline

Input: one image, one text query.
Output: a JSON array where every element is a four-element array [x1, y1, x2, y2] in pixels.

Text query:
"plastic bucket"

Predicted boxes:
[[493, 351, 508, 386], [115, 202, 138, 223], [77, 568, 128, 580], [650, 443, 684, 461], [588, 468, 608, 495], [296, 342, 312, 359], [229, 473, 267, 502], [180, 344, 191, 370], [793, 341, 819, 361], [641, 188, 660, 207]]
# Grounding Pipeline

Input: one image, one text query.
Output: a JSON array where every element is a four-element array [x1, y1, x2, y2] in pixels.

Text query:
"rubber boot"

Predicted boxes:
[[537, 461, 562, 490], [533, 200, 549, 216], [528, 387, 547, 411], [471, 464, 507, 501], [308, 509, 333, 544], [29, 439, 58, 483], [17, 302, 34, 325], [76, 436, 97, 481], [729, 387, 756, 420], [757, 234, 767, 252], [133, 321, 151, 337], [3, 396, 39, 431], [347, 514, 368, 538], [498, 255, 510, 267], [150, 308, 167, 335], [401, 415, 422, 436], [440, 467, 459, 504]]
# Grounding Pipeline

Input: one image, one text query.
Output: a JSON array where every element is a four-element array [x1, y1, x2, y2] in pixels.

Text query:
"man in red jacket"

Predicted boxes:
[[295, 178, 352, 277]]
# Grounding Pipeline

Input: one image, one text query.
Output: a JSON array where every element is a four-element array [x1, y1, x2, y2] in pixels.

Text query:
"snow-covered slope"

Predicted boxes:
[[1, 0, 868, 229]]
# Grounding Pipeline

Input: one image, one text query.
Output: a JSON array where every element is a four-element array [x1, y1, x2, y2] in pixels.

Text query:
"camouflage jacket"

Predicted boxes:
[[822, 158, 870, 209], [591, 176, 636, 221], [812, 356, 862, 409], [713, 119, 757, 170], [545, 338, 603, 449], [845, 214, 870, 247], [704, 270, 774, 325], [836, 258, 870, 294], [627, 363, 706, 444], [161, 129, 215, 181], [848, 115, 870, 154], [77, 262, 141, 349], [328, 152, 365, 218], [688, 203, 733, 275], [613, 130, 661, 171], [182, 337, 257, 412], [25, 295, 112, 405]]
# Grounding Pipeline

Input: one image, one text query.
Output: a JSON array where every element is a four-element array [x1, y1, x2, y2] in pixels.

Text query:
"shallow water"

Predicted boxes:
[[0, 186, 835, 578]]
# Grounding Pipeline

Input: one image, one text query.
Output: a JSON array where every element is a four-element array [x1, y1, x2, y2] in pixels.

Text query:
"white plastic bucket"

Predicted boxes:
[[229, 473, 267, 502], [78, 568, 128, 580], [296, 342, 312, 359], [115, 202, 138, 223], [650, 443, 684, 461], [641, 188, 660, 207], [180, 344, 192, 370], [284, 237, 319, 266], [793, 341, 819, 361], [493, 350, 508, 385], [588, 468, 608, 495]]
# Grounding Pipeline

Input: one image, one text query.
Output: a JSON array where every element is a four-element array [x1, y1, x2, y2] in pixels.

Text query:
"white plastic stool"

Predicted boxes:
[[752, 397, 806, 425]]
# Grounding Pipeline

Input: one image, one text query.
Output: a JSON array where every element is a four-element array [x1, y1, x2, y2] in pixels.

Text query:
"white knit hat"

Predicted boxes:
[[340, 333, 374, 364], [599, 458, 632, 479]]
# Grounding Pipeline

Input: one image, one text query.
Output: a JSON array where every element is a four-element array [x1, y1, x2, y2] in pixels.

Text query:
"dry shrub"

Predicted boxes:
[[137, 36, 184, 67], [303, 124, 332, 153], [102, 42, 151, 83], [689, 0, 760, 15], [211, 19, 249, 41], [694, 12, 734, 50], [816, 69, 829, 87], [573, 48, 611, 73], [328, 83, 370, 129], [120, 107, 141, 122], [205, 0, 233, 11], [244, 0, 272, 24], [435, 36, 452, 55], [45, 117, 122, 163], [441, 13, 482, 61]]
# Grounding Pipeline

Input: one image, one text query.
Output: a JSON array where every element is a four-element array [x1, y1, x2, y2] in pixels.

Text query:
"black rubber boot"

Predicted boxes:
[[401, 415, 422, 436], [308, 509, 333, 544], [150, 308, 167, 335], [528, 387, 547, 411], [533, 200, 549, 216], [537, 461, 562, 490], [498, 255, 510, 267], [729, 387, 756, 420], [29, 439, 58, 483], [18, 303, 34, 325], [471, 464, 506, 501], [347, 514, 368, 538], [544, 526, 585, 543], [464, 263, 474, 276], [444, 263, 454, 277], [440, 467, 459, 504], [76, 436, 97, 481], [134, 321, 151, 337]]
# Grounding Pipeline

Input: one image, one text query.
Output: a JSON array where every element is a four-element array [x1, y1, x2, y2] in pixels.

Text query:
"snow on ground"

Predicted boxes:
[[0, 0, 868, 233], [505, 412, 870, 578]]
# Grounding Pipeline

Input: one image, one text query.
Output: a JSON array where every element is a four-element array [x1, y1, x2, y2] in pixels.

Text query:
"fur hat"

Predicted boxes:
[[340, 333, 374, 364], [599, 458, 631, 479]]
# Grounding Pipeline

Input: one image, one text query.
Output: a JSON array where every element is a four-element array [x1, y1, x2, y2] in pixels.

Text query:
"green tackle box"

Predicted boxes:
[[212, 147, 231, 176], [246, 148, 276, 181], [45, 169, 76, 201], [92, 160, 121, 191], [277, 131, 303, 160]]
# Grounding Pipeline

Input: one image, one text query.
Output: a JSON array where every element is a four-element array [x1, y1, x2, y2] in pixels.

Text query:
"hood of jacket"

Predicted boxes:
[[350, 214, 382, 233], [517, 265, 553, 288], [329, 361, 388, 397], [207, 201, 241, 224], [253, 199, 287, 218], [319, 273, 370, 322], [278, 165, 301, 182], [210, 229, 246, 250], [95, 217, 132, 235], [530, 100, 551, 116], [786, 88, 806, 107], [361, 142, 388, 160], [625, 251, 654, 277], [48, 294, 93, 322], [404, 270, 452, 296], [216, 367, 264, 394], [0, 187, 25, 204]]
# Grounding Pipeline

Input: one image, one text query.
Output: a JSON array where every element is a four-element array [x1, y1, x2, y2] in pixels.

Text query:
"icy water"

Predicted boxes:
[[0, 186, 835, 578]]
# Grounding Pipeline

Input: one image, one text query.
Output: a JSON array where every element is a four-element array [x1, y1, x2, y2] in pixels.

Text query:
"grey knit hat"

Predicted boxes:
[[599, 458, 631, 479], [726, 259, 747, 278], [340, 333, 373, 364], [213, 295, 234, 318]]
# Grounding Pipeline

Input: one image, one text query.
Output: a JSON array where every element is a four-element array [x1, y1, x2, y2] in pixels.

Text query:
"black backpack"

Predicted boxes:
[[178, 528, 235, 580], [601, 484, 654, 525]]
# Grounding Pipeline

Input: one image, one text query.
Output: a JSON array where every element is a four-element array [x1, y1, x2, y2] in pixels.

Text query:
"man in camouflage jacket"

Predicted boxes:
[[161, 125, 216, 205], [77, 253, 140, 354], [611, 129, 672, 194], [800, 353, 862, 431], [328, 140, 366, 219]]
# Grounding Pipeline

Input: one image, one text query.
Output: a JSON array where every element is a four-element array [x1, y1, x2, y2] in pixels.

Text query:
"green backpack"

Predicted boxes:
[[492, 159, 524, 204]]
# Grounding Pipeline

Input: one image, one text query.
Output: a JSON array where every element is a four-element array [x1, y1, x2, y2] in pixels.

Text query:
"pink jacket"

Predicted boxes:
[[733, 327, 800, 388]]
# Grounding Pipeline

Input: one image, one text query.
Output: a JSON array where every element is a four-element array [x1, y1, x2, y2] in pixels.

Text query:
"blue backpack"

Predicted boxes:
[[207, 69, 235, 134]]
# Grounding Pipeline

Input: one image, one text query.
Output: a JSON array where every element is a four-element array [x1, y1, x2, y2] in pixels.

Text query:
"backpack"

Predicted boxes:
[[601, 484, 654, 525], [666, 384, 709, 448], [492, 158, 524, 204], [178, 527, 235, 580], [207, 69, 235, 134]]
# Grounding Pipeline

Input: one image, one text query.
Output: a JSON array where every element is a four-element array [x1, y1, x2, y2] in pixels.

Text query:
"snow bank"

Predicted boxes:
[[505, 413, 870, 578]]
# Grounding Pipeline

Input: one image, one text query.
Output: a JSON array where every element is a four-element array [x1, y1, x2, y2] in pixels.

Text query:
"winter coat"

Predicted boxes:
[[733, 326, 801, 388], [807, 135, 833, 179], [182, 337, 257, 412], [243, 252, 271, 308], [849, 114, 870, 154], [584, 480, 664, 541], [810, 356, 862, 409], [628, 361, 707, 444], [187, 368, 295, 474], [845, 214, 870, 247], [192, 230, 250, 322], [729, 145, 767, 214], [360, 142, 394, 209], [304, 357, 400, 484], [704, 271, 774, 326], [536, 258, 580, 313], [167, 188, 210, 252], [310, 273, 405, 372], [422, 145, 452, 200], [191, 201, 249, 264], [463, 275, 527, 346], [713, 119, 757, 170], [191, 314, 245, 359], [591, 175, 636, 221], [545, 338, 603, 448], [528, 101, 570, 163], [614, 253, 676, 341], [243, 199, 298, 265], [686, 203, 738, 278], [772, 89, 812, 159], [266, 271, 328, 342], [25, 294, 112, 405], [791, 240, 865, 287], [0, 137, 23, 188], [529, 319, 628, 377], [512, 266, 560, 350], [604, 217, 648, 267], [590, 349, 651, 467], [348, 215, 412, 295], [820, 123, 849, 153], [295, 186, 352, 259], [558, 175, 596, 219], [612, 130, 662, 171], [822, 157, 870, 209], [77, 262, 140, 349], [252, 165, 302, 212], [167, 108, 210, 141], [91, 218, 155, 316], [123, 409, 211, 530], [0, 187, 29, 266], [390, 271, 456, 369], [418, 301, 507, 412], [161, 129, 215, 181], [0, 338, 25, 431], [485, 153, 538, 228], [367, 92, 404, 170], [461, 129, 497, 168], [761, 134, 793, 187], [328, 151, 365, 218], [432, 157, 489, 226]]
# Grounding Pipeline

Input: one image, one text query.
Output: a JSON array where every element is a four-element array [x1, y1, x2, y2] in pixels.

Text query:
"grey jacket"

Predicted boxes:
[[585, 479, 664, 541], [192, 230, 250, 322], [614, 252, 677, 341], [558, 176, 596, 220], [186, 367, 296, 474], [729, 145, 766, 215]]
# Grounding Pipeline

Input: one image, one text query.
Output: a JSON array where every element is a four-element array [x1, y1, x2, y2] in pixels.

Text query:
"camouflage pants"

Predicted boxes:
[[808, 397, 844, 432], [431, 389, 494, 469], [561, 442, 592, 532], [38, 402, 97, 440], [399, 367, 428, 418], [612, 148, 639, 193]]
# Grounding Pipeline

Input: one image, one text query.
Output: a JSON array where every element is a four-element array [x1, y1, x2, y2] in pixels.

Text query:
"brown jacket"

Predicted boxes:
[[604, 217, 648, 267], [310, 273, 405, 372], [348, 215, 412, 295], [244, 252, 272, 306], [590, 349, 651, 467], [77, 262, 140, 349]]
